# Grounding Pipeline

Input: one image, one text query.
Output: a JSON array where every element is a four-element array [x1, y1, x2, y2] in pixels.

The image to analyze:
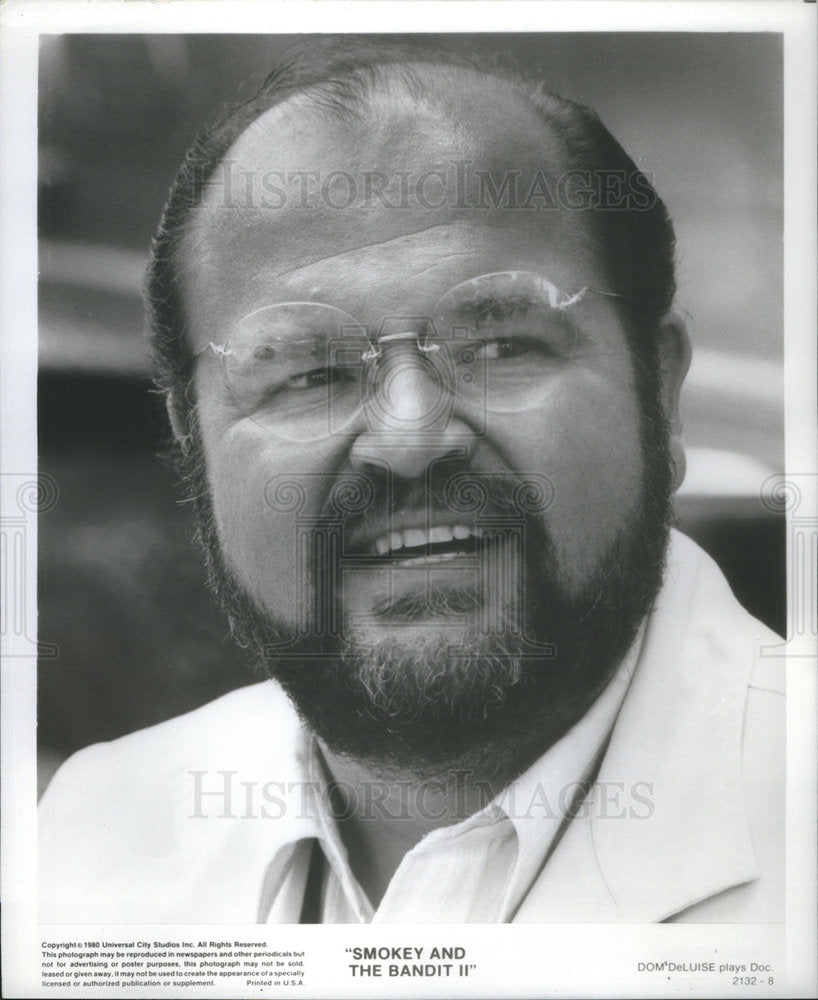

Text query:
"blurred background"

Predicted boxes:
[[37, 33, 785, 794]]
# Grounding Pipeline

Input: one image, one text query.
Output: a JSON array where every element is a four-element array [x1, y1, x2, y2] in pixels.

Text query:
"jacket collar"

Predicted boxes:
[[515, 530, 761, 922]]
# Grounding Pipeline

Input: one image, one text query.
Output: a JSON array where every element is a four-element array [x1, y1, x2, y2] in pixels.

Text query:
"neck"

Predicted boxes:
[[316, 740, 520, 909]]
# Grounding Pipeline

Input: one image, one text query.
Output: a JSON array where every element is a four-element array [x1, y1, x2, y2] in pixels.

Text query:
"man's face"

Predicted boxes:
[[180, 78, 672, 772]]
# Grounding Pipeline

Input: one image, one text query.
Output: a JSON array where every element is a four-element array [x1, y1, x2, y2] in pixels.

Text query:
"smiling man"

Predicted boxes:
[[39, 40, 784, 924]]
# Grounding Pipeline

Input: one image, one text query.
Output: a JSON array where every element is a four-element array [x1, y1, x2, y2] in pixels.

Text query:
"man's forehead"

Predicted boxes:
[[204, 69, 563, 184], [181, 72, 600, 337]]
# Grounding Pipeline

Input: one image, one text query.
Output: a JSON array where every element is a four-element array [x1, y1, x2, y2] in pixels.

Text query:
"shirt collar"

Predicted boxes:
[[493, 626, 642, 919], [273, 624, 644, 922], [302, 740, 375, 921]]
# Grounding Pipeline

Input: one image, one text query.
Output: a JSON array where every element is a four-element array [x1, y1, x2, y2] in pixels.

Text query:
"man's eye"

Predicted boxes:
[[285, 368, 332, 391], [284, 367, 353, 391], [471, 337, 544, 362]]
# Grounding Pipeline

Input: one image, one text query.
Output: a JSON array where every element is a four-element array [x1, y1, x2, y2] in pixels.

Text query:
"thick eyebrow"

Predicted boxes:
[[443, 293, 544, 325], [440, 293, 584, 345], [249, 335, 325, 359], [223, 334, 334, 370]]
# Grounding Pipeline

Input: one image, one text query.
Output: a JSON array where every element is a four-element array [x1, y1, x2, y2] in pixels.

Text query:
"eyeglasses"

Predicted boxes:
[[196, 271, 620, 442]]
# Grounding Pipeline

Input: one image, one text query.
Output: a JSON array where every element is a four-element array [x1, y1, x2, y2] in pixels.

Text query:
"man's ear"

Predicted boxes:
[[656, 311, 692, 492], [165, 391, 187, 444]]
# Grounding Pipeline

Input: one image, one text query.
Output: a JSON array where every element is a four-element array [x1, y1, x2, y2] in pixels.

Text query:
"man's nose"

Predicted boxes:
[[348, 344, 477, 480]]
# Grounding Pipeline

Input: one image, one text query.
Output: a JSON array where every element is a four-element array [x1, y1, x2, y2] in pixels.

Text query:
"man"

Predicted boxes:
[[39, 39, 783, 923]]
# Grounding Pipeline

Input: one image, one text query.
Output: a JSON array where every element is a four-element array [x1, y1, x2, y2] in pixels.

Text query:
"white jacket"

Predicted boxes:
[[39, 530, 784, 923]]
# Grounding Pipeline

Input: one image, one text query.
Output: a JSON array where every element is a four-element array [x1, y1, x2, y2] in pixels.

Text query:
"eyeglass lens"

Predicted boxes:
[[213, 272, 593, 442]]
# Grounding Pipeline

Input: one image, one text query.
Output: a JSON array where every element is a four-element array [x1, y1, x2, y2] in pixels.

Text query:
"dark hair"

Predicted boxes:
[[146, 37, 676, 430]]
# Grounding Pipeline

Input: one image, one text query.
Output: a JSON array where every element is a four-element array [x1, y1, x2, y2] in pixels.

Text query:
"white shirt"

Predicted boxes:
[[262, 633, 642, 923]]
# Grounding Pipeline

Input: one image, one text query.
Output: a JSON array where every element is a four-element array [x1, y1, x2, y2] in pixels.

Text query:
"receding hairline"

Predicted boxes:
[[272, 55, 563, 123], [180, 61, 580, 312], [148, 40, 677, 418], [191, 57, 572, 215], [181, 63, 586, 316]]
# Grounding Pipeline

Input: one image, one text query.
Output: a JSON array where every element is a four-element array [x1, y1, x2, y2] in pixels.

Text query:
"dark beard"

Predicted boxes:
[[177, 382, 673, 781]]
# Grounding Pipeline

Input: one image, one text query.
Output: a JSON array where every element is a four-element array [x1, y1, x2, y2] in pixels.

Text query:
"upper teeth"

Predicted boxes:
[[373, 524, 480, 556]]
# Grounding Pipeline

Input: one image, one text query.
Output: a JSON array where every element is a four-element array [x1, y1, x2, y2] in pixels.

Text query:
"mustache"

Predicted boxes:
[[265, 460, 556, 538]]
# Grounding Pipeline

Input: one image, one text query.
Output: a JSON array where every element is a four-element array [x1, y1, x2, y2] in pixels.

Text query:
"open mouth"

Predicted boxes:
[[363, 524, 484, 565]]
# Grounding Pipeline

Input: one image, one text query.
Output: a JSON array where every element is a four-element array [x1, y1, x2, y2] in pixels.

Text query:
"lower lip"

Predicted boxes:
[[393, 549, 470, 567], [338, 543, 498, 621], [346, 548, 479, 581]]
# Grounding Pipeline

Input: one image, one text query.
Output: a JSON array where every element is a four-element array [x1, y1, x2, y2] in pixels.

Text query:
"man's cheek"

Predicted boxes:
[[505, 402, 641, 586], [209, 463, 307, 622]]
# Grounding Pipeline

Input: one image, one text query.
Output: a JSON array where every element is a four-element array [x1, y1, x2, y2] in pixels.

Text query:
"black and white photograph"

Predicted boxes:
[[1, 2, 816, 997]]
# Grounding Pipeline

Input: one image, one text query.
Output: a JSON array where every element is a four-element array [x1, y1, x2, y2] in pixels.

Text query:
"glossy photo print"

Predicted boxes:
[[1, 5, 816, 999]]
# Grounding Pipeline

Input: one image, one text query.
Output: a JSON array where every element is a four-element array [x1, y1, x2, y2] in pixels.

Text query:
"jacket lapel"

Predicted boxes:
[[514, 531, 760, 922], [164, 681, 320, 922]]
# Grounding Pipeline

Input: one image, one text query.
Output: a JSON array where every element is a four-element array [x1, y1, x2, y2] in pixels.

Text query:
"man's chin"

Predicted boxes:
[[345, 625, 522, 716], [270, 628, 543, 778], [215, 543, 647, 777]]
